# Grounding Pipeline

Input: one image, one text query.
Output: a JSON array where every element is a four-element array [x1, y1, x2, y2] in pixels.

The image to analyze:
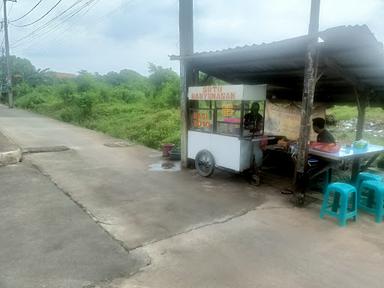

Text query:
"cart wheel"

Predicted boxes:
[[195, 150, 215, 177]]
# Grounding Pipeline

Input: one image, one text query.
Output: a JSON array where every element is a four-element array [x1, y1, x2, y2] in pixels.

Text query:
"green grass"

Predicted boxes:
[[327, 105, 384, 146], [328, 105, 384, 122], [89, 103, 180, 148], [16, 95, 181, 149]]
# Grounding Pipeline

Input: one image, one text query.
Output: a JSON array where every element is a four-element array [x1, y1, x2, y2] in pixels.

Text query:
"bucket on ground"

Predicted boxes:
[[162, 143, 175, 157]]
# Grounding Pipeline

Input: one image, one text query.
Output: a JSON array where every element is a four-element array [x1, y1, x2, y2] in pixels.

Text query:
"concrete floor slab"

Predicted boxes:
[[0, 163, 147, 288], [111, 206, 384, 288]]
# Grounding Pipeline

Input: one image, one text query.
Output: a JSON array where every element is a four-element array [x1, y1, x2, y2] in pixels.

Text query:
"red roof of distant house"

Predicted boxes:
[[51, 72, 77, 79]]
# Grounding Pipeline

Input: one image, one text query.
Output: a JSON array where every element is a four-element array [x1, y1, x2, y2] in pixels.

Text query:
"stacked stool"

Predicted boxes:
[[359, 178, 384, 223], [355, 172, 382, 202], [320, 172, 384, 226], [320, 182, 357, 227]]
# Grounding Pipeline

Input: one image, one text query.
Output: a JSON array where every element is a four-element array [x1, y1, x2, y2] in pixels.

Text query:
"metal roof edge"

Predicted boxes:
[[170, 25, 382, 61]]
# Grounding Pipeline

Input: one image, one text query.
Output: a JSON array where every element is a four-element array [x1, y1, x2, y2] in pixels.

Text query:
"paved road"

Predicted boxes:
[[1, 105, 384, 288]]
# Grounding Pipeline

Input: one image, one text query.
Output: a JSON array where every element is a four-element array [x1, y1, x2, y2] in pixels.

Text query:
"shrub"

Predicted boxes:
[[58, 83, 76, 104], [60, 108, 75, 122], [15, 91, 46, 109], [74, 92, 98, 120]]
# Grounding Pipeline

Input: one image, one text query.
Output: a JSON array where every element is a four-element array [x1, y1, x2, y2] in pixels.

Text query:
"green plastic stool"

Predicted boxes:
[[359, 180, 384, 223], [355, 172, 382, 207], [320, 182, 357, 227]]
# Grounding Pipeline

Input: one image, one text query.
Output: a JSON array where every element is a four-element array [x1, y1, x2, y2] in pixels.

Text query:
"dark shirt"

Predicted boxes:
[[317, 129, 335, 143], [244, 113, 263, 134]]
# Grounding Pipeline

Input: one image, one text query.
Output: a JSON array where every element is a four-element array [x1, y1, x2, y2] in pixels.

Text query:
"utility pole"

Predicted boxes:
[[179, 0, 194, 168], [295, 0, 321, 204], [2, 0, 16, 108], [1, 46, 5, 102]]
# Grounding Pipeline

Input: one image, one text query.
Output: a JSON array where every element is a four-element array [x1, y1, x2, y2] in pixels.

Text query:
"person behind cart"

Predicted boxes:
[[244, 102, 263, 135], [299, 117, 336, 192], [244, 102, 264, 185]]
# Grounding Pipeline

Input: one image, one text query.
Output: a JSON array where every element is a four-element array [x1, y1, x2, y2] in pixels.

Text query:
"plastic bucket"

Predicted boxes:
[[162, 143, 175, 157]]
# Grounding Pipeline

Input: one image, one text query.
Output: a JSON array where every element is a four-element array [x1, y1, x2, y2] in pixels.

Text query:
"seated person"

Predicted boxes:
[[303, 117, 336, 191], [312, 117, 335, 143]]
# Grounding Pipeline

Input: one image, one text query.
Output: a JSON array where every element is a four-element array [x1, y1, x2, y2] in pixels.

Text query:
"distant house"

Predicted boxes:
[[49, 72, 77, 79]]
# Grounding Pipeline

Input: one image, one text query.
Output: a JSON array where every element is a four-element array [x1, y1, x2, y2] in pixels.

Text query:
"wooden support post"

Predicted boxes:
[[179, 0, 194, 168], [355, 90, 367, 141], [296, 44, 319, 174], [294, 0, 321, 205], [351, 90, 368, 182]]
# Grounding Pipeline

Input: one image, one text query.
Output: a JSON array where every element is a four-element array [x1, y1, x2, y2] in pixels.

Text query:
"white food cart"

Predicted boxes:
[[187, 84, 267, 177]]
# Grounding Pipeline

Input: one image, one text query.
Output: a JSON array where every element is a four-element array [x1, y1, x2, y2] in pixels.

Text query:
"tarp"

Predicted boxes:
[[264, 100, 326, 140]]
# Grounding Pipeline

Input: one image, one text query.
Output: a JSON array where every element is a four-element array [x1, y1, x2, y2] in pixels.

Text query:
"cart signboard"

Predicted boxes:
[[188, 84, 266, 101]]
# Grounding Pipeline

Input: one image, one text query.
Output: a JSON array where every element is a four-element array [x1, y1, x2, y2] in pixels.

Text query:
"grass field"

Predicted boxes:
[[328, 105, 384, 146]]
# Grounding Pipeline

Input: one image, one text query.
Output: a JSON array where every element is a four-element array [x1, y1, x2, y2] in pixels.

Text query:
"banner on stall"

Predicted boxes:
[[264, 100, 326, 141], [188, 85, 266, 101]]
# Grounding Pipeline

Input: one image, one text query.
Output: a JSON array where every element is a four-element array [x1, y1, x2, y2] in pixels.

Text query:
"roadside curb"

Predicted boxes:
[[0, 131, 22, 166]]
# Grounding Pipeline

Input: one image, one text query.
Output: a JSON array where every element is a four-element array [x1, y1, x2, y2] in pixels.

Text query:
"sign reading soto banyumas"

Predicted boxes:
[[188, 85, 267, 101]]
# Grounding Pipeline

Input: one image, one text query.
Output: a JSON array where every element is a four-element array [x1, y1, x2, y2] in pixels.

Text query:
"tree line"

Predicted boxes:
[[0, 56, 181, 148]]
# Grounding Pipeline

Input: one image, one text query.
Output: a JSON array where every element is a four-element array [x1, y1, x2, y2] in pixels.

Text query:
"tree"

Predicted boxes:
[[148, 63, 179, 91], [147, 63, 180, 107], [0, 56, 53, 87]]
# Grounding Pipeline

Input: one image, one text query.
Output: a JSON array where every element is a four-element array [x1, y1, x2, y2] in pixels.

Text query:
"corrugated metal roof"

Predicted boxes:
[[173, 25, 384, 104]]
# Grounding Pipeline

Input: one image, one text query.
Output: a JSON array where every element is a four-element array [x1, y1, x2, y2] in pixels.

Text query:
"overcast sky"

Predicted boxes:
[[3, 0, 384, 75]]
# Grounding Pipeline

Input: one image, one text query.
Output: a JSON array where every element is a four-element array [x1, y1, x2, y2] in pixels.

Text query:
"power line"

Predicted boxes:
[[11, 0, 136, 55], [11, 0, 93, 48], [11, 0, 87, 46], [11, 0, 98, 49], [10, 0, 44, 23], [52, 0, 97, 25], [12, 0, 63, 28], [92, 0, 137, 23], [16, 0, 86, 29], [7, 1, 14, 17], [17, 0, 100, 51], [40, 0, 101, 45]]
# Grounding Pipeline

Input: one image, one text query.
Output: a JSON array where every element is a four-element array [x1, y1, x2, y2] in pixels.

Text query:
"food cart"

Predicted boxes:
[[187, 84, 267, 177]]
